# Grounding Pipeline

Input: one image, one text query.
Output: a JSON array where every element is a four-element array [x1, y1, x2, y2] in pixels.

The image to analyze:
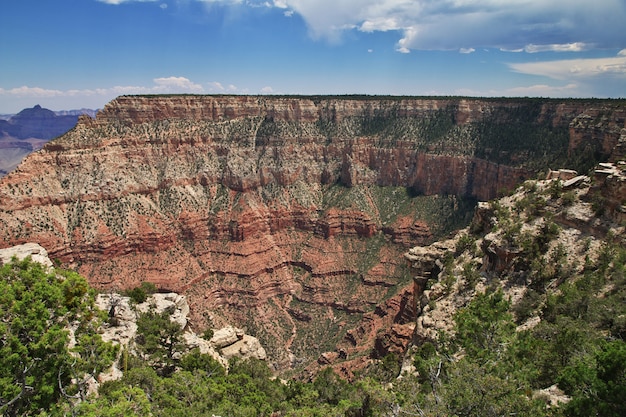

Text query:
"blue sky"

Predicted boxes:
[[1, 0, 625, 113]]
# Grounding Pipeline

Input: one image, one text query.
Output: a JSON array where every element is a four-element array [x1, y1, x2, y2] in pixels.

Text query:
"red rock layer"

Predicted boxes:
[[0, 95, 622, 370]]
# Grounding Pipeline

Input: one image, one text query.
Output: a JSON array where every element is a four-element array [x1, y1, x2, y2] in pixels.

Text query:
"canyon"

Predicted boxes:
[[0, 95, 624, 372]]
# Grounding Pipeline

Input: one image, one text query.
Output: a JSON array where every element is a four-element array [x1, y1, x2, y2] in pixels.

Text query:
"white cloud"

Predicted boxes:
[[0, 86, 66, 98], [193, 1, 625, 53], [523, 43, 590, 53], [460, 48, 475, 54], [360, 18, 400, 33], [509, 54, 626, 80], [260, 86, 274, 94], [99, 1, 625, 53], [97, 0, 159, 4], [0, 76, 215, 112], [153, 76, 204, 92], [96, 1, 626, 53], [207, 82, 226, 92]]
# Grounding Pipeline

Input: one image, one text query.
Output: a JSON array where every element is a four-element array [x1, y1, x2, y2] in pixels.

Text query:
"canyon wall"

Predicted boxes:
[[0, 95, 624, 370]]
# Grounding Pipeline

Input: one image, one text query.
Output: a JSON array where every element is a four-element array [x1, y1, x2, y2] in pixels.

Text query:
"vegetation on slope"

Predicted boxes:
[[2, 171, 625, 416], [403, 175, 626, 417]]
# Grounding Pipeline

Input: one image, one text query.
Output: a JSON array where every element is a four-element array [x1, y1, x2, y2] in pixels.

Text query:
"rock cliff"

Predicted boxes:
[[0, 95, 624, 371], [404, 160, 625, 365]]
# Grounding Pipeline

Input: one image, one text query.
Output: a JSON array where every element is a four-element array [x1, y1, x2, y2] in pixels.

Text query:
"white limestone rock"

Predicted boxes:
[[0, 242, 53, 268], [210, 326, 244, 349], [183, 332, 228, 368], [220, 335, 267, 361], [135, 292, 190, 330]]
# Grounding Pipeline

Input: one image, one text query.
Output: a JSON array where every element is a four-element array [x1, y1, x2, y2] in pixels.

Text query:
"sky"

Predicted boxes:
[[1, 0, 625, 113]]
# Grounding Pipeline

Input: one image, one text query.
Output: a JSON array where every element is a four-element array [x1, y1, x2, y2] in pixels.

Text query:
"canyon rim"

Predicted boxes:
[[0, 95, 624, 373]]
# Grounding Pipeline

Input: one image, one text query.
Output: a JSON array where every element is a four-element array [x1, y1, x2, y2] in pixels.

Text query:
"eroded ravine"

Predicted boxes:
[[0, 95, 624, 371]]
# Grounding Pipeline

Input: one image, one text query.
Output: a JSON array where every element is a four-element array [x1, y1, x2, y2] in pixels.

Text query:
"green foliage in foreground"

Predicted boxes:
[[0, 257, 117, 417], [2, 239, 625, 416]]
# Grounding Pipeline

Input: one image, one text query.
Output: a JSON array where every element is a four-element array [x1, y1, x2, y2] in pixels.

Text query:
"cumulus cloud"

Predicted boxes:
[[99, 1, 624, 53], [260, 86, 274, 94], [0, 77, 206, 98], [207, 82, 226, 92], [501, 50, 626, 98], [191, 1, 625, 53], [523, 43, 590, 53], [0, 86, 66, 98], [0, 79, 192, 102]]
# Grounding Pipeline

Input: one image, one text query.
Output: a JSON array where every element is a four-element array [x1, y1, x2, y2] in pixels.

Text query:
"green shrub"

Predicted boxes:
[[591, 193, 606, 216], [455, 233, 477, 256], [0, 257, 115, 416], [462, 261, 481, 290], [512, 289, 542, 324], [202, 328, 214, 340], [124, 281, 157, 304], [562, 190, 577, 206], [547, 179, 563, 199], [180, 349, 225, 377]]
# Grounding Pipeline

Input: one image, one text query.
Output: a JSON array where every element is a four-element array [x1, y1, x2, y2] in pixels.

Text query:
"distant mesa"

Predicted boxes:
[[0, 104, 97, 177], [1, 104, 89, 140]]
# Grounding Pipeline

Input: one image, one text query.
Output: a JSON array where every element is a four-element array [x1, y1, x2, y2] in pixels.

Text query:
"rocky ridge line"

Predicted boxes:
[[403, 161, 625, 363]]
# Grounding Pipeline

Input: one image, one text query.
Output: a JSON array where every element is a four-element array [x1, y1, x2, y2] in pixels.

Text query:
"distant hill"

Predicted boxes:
[[0, 105, 81, 140], [0, 105, 96, 176]]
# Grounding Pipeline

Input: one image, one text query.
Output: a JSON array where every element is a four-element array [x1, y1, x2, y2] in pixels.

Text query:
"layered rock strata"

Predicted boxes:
[[0, 95, 624, 371]]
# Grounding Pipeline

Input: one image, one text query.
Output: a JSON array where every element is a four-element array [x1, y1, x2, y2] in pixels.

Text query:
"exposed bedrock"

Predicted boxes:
[[0, 95, 624, 370]]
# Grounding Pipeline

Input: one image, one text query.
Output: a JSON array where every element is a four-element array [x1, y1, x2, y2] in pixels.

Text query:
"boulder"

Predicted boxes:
[[0, 242, 53, 268], [220, 335, 267, 361], [210, 326, 244, 349]]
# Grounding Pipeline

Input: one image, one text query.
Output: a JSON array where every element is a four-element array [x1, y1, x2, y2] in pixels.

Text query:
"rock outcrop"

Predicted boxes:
[[404, 160, 625, 360], [0, 242, 53, 268], [0, 95, 624, 371], [591, 161, 626, 223], [95, 293, 266, 370]]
